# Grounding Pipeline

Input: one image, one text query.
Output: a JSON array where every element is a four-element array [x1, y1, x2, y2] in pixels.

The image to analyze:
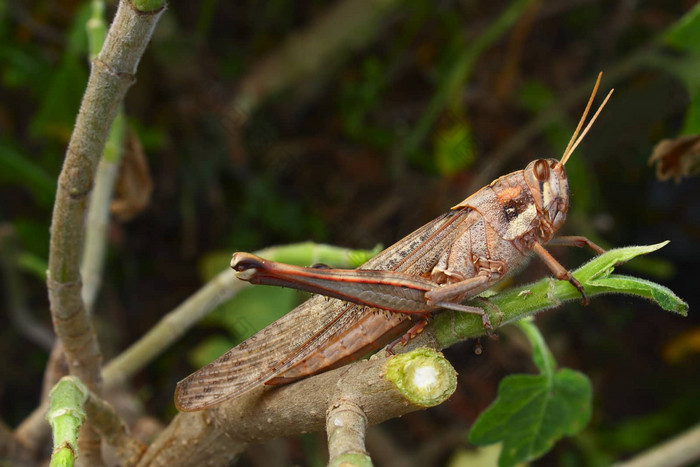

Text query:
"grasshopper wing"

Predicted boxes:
[[174, 295, 363, 411]]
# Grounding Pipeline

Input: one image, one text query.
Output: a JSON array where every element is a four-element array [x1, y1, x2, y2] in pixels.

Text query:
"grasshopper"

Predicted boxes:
[[175, 74, 613, 412]]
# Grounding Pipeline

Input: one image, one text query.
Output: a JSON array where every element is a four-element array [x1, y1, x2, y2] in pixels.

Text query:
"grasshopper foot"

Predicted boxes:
[[568, 276, 589, 306], [481, 312, 498, 340]]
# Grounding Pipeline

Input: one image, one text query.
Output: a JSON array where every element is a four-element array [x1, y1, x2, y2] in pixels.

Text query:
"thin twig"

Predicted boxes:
[[82, 382, 146, 465], [326, 400, 371, 466], [615, 423, 700, 467], [0, 225, 54, 351]]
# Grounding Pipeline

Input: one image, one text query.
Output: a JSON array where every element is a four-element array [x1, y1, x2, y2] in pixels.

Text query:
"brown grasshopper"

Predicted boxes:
[[174, 74, 613, 412]]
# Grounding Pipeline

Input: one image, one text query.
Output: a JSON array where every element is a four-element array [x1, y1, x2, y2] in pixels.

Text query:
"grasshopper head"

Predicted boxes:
[[524, 73, 613, 237], [524, 158, 569, 233]]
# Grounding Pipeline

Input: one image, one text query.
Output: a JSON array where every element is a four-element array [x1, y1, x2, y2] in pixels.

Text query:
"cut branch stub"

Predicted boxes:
[[383, 347, 457, 407]]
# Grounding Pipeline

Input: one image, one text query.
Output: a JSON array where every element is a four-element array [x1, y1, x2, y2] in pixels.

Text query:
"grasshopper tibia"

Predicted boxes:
[[532, 243, 590, 305], [386, 316, 430, 355]]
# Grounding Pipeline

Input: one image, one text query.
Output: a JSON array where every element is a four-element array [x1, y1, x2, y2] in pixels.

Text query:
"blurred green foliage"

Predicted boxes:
[[1, 1, 698, 465]]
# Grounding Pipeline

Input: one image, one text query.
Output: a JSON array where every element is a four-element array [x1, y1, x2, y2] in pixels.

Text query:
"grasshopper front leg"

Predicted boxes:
[[531, 242, 590, 305]]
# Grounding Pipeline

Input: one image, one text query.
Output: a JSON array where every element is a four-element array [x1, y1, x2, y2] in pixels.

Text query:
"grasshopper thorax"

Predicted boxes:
[[524, 158, 569, 237]]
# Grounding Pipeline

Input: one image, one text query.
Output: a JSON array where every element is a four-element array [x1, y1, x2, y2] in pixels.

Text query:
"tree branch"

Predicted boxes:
[[138, 348, 456, 465], [47, 0, 164, 462]]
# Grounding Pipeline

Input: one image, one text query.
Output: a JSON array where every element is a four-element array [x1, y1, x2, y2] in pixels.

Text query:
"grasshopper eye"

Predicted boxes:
[[533, 159, 550, 182]]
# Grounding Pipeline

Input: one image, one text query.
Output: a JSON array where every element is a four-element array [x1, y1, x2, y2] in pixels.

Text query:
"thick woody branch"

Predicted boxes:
[[49, 0, 163, 384], [81, 0, 128, 316], [139, 349, 455, 465], [47, 0, 163, 462]]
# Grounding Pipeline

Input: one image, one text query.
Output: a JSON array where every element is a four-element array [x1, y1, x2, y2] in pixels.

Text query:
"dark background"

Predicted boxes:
[[1, 0, 698, 465]]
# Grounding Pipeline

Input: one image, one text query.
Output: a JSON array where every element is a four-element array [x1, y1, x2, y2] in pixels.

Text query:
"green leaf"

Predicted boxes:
[[664, 3, 700, 53], [573, 242, 669, 281], [587, 275, 688, 315], [469, 369, 592, 467]]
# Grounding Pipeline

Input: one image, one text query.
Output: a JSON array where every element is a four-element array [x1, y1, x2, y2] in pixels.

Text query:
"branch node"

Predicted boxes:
[[92, 56, 133, 79]]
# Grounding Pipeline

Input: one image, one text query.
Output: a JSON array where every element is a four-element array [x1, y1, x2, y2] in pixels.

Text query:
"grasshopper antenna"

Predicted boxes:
[[559, 72, 614, 166]]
